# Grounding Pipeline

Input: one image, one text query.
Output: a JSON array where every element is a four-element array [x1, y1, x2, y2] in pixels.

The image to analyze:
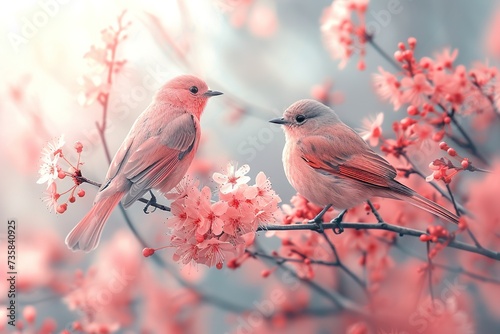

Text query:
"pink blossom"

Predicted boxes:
[[372, 67, 403, 110], [213, 162, 251, 193], [197, 238, 234, 268], [42, 182, 59, 212], [486, 7, 500, 58], [310, 79, 345, 106], [359, 112, 384, 146], [223, 206, 255, 236], [165, 175, 200, 201], [77, 74, 108, 106], [321, 0, 369, 69], [247, 3, 278, 38], [36, 135, 65, 187], [165, 163, 280, 268], [401, 73, 434, 107], [199, 194, 228, 235], [434, 48, 458, 69]]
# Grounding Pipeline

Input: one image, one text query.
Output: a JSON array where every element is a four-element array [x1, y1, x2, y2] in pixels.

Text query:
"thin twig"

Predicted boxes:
[[247, 247, 369, 318], [367, 200, 384, 223], [319, 231, 368, 293], [375, 236, 500, 285], [426, 242, 435, 308], [366, 38, 400, 71], [77, 176, 171, 211]]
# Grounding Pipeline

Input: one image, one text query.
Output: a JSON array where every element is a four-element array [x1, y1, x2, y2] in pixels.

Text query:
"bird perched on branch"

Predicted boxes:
[[270, 99, 459, 228], [66, 75, 222, 252]]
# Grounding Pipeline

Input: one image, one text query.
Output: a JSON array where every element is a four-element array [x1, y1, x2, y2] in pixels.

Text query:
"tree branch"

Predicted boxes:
[[257, 222, 500, 261]]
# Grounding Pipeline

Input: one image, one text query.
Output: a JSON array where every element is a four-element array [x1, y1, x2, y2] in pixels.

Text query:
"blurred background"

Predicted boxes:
[[1, 0, 499, 333]]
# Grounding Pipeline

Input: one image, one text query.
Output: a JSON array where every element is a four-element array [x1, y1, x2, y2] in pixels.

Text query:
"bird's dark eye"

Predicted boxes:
[[189, 86, 199, 94], [295, 114, 306, 123]]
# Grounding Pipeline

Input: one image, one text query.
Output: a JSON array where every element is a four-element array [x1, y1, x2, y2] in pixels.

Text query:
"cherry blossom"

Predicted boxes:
[[359, 112, 384, 146]]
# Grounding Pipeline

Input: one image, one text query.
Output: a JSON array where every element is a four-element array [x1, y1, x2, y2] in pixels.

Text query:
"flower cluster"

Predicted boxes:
[[37, 136, 86, 214], [321, 0, 369, 70], [78, 11, 130, 107], [145, 163, 281, 269], [373, 38, 498, 122], [425, 142, 473, 184]]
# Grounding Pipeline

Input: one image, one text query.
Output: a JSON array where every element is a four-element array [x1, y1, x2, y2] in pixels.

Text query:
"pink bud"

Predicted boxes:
[[142, 248, 155, 257], [408, 37, 417, 49], [394, 50, 404, 62], [77, 189, 85, 197], [261, 269, 271, 278], [74, 141, 83, 153], [407, 105, 419, 115], [357, 59, 366, 71], [56, 203, 67, 214], [461, 159, 469, 169], [23, 306, 36, 324]]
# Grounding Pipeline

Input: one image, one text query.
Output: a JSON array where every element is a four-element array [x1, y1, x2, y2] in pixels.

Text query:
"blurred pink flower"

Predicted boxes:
[[310, 79, 345, 106], [248, 2, 278, 38], [434, 48, 458, 69], [321, 0, 369, 69], [485, 7, 500, 58], [42, 182, 59, 212], [64, 231, 142, 332], [372, 67, 402, 110], [401, 73, 434, 107], [77, 74, 108, 106], [359, 112, 384, 147]]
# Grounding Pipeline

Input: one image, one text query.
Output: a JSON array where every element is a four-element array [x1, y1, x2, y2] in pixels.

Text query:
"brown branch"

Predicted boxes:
[[446, 184, 481, 249], [317, 228, 368, 294], [76, 176, 171, 212], [257, 222, 500, 261]]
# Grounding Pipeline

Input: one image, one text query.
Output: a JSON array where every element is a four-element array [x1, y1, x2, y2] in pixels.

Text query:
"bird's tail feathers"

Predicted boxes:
[[65, 192, 124, 252], [393, 187, 459, 225]]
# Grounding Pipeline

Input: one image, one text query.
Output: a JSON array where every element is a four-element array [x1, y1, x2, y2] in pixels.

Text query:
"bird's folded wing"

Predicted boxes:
[[298, 134, 397, 188], [121, 113, 197, 205]]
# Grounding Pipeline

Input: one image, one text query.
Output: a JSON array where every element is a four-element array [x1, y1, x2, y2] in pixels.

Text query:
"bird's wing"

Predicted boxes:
[[297, 131, 397, 188], [120, 112, 198, 205], [104, 135, 135, 183]]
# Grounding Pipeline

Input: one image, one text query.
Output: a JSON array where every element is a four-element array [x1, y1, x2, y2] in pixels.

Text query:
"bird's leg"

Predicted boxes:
[[308, 204, 332, 233], [143, 190, 157, 214], [330, 209, 347, 235]]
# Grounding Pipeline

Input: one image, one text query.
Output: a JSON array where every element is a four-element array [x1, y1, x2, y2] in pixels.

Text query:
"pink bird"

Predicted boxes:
[[270, 99, 459, 227], [66, 75, 222, 252]]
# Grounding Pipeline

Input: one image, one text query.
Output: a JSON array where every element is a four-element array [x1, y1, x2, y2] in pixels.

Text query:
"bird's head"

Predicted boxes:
[[269, 99, 341, 137], [155, 75, 222, 118]]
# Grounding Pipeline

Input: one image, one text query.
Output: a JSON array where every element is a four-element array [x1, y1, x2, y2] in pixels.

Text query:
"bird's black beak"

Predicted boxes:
[[204, 90, 223, 97], [269, 117, 289, 125]]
